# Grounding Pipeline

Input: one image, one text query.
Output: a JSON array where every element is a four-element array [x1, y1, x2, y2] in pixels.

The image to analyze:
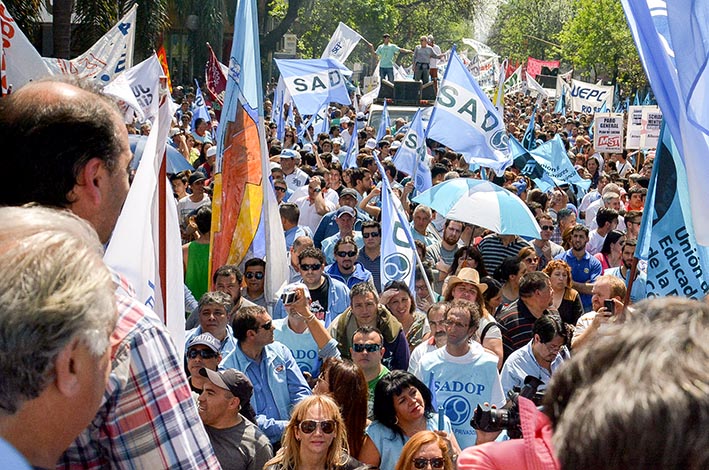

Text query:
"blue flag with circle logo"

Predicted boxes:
[[392, 108, 432, 193], [426, 48, 511, 174]]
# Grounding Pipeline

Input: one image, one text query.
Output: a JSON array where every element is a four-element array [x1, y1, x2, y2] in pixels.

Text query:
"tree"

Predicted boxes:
[[558, 0, 640, 83], [487, 0, 571, 62]]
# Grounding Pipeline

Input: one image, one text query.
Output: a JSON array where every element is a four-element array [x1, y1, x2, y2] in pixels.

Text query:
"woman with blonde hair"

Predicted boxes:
[[265, 395, 367, 470], [394, 431, 455, 470]]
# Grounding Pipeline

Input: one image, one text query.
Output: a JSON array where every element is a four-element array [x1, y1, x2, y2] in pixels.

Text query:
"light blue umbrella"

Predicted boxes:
[[412, 178, 541, 238], [128, 134, 194, 174]]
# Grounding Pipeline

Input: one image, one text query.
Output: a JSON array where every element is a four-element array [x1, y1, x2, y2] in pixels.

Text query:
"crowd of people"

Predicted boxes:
[[0, 61, 705, 470]]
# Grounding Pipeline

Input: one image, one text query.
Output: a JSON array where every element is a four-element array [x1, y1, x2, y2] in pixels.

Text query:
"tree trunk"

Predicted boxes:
[[52, 0, 75, 59]]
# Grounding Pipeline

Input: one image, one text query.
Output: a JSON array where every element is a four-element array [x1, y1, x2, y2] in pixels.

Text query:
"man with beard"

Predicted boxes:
[[554, 224, 602, 312], [426, 219, 464, 281], [605, 239, 647, 303]]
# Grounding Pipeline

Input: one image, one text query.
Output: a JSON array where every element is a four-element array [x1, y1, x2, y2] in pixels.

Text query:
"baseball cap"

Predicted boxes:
[[336, 206, 356, 218], [206, 146, 217, 158], [339, 188, 358, 200], [365, 138, 377, 150], [188, 172, 206, 185], [280, 149, 299, 159], [332, 137, 344, 146], [200, 368, 253, 403], [187, 333, 221, 353], [340, 116, 351, 124]]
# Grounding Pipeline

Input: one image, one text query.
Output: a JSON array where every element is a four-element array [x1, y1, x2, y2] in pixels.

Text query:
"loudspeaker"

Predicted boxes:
[[394, 80, 421, 104], [538, 74, 557, 89], [421, 82, 436, 101], [377, 80, 395, 100]]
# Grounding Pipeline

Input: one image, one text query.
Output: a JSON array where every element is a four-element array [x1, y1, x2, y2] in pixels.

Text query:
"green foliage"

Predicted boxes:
[[487, 0, 571, 62], [558, 0, 639, 83]]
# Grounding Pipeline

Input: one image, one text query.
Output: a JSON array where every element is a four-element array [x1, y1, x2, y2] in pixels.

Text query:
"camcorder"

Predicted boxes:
[[471, 375, 544, 439]]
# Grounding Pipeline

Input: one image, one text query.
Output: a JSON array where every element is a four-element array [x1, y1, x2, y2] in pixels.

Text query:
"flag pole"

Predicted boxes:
[[158, 76, 168, 324]]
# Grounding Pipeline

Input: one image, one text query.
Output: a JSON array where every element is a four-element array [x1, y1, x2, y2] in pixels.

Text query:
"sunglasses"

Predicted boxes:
[[298, 419, 336, 434], [186, 349, 219, 360], [336, 250, 357, 258], [245, 272, 264, 280], [256, 321, 273, 331], [362, 231, 380, 239], [413, 458, 445, 469], [274, 186, 287, 193], [353, 343, 382, 353], [300, 263, 322, 271], [540, 225, 555, 231]]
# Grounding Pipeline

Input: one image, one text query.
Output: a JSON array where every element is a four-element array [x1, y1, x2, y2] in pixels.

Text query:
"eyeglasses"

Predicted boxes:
[[300, 263, 322, 271], [274, 186, 287, 193], [256, 321, 273, 331], [352, 343, 382, 353], [298, 419, 336, 434], [245, 271, 264, 280], [362, 231, 380, 239], [540, 225, 555, 231], [186, 349, 219, 360], [543, 341, 564, 353], [336, 250, 357, 258], [413, 458, 445, 469], [524, 257, 540, 264]]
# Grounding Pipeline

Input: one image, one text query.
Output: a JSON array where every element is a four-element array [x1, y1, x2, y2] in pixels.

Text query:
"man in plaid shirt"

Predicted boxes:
[[0, 79, 220, 469]]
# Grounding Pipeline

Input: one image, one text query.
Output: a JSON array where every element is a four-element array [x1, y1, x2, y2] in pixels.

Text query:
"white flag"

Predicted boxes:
[[0, 1, 51, 89], [526, 73, 549, 103], [104, 88, 186, 354], [43, 5, 136, 85], [321, 22, 363, 63], [104, 54, 164, 122]]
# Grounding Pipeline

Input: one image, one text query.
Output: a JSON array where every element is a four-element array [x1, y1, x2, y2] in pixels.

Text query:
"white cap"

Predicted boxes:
[[365, 138, 377, 149]]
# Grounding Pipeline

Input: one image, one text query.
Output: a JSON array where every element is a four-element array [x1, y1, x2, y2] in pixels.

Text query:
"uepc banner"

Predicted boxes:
[[568, 79, 613, 113], [593, 113, 625, 152]]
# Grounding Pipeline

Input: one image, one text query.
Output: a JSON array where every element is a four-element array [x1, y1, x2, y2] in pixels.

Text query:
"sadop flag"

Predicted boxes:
[[636, 124, 709, 298], [427, 48, 511, 174], [375, 158, 417, 293], [321, 22, 363, 63], [554, 89, 566, 114], [392, 108, 432, 193], [621, 0, 709, 245], [104, 86, 186, 352], [522, 106, 537, 150], [275, 58, 351, 115], [530, 135, 591, 192], [211, 0, 288, 306], [509, 137, 556, 193], [103, 53, 164, 122], [191, 79, 211, 130]]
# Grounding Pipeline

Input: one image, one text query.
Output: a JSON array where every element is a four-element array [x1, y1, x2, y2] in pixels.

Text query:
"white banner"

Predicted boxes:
[[44, 5, 136, 85], [0, 1, 51, 89], [104, 54, 163, 123], [593, 113, 625, 152], [504, 65, 523, 94], [568, 78, 613, 113], [639, 107, 663, 149], [321, 22, 362, 63], [625, 105, 644, 149]]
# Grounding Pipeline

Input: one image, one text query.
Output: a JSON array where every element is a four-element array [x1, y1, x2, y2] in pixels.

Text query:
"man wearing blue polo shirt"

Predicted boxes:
[[554, 224, 602, 312]]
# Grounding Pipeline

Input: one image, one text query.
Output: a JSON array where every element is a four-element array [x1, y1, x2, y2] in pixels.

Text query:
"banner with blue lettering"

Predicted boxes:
[[374, 158, 417, 293], [636, 124, 709, 298], [275, 58, 352, 115], [392, 108, 432, 193], [427, 48, 511, 174], [568, 79, 613, 114]]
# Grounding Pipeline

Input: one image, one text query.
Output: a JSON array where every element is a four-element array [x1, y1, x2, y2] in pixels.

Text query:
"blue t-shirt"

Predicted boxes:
[[555, 249, 602, 311]]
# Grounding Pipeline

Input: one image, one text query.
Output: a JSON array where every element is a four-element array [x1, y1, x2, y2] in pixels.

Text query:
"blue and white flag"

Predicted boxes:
[[642, 90, 652, 105], [103, 53, 163, 123], [375, 157, 417, 293], [554, 89, 566, 114], [392, 108, 432, 193], [521, 106, 537, 150], [633, 92, 640, 106], [621, 0, 709, 245], [636, 124, 709, 298], [271, 76, 287, 141], [275, 58, 352, 115], [376, 100, 391, 142], [191, 79, 211, 130], [321, 22, 363, 63], [526, 135, 591, 191], [427, 48, 511, 174], [509, 137, 556, 193], [342, 118, 359, 169]]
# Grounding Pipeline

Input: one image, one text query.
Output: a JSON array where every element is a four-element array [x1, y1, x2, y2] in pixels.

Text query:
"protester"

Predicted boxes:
[[186, 332, 224, 395], [0, 206, 117, 469], [542, 260, 584, 326], [381, 280, 430, 350]]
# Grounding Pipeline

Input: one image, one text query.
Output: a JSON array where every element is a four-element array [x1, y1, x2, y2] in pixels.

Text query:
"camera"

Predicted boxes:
[[280, 286, 298, 305], [471, 376, 544, 439]]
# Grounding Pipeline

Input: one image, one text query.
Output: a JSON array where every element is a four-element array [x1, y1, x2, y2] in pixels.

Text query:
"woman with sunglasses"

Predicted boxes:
[[394, 431, 454, 470], [264, 395, 368, 470], [359, 371, 460, 470]]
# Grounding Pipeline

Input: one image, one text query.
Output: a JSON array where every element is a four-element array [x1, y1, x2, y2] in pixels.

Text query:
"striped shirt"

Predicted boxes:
[[478, 235, 532, 275], [496, 299, 558, 362], [57, 272, 220, 469]]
